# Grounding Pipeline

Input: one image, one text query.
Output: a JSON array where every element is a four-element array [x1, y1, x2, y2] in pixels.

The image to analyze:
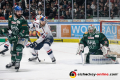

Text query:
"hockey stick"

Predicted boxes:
[[28, 38, 41, 62]]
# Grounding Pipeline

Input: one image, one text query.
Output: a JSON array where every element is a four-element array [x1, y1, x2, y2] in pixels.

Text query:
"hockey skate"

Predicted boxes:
[[52, 57, 56, 63], [15, 62, 20, 71], [28, 56, 38, 61], [6, 62, 15, 68]]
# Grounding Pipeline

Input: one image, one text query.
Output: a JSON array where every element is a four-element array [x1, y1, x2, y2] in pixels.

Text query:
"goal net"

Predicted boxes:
[[100, 20, 120, 40]]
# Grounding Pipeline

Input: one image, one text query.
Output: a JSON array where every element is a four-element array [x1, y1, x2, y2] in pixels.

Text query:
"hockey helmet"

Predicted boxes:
[[88, 24, 96, 35], [40, 16, 46, 21]]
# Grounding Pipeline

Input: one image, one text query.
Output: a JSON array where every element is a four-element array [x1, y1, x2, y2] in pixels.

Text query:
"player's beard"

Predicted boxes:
[[15, 13, 21, 19], [40, 23, 45, 27]]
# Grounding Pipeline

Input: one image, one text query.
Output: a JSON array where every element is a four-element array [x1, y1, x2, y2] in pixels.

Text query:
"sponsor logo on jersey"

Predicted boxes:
[[95, 35, 99, 38], [36, 31, 41, 36], [17, 20, 20, 24], [22, 24, 27, 26], [88, 37, 94, 39], [11, 21, 16, 24]]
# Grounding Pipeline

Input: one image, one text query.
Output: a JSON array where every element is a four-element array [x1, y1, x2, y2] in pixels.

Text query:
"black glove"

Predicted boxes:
[[29, 42, 37, 48]]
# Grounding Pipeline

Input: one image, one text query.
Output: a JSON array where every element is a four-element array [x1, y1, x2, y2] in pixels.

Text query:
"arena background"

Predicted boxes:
[[0, 0, 120, 45]]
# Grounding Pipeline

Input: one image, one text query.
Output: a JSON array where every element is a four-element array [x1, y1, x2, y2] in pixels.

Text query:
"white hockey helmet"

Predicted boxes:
[[88, 24, 96, 35]]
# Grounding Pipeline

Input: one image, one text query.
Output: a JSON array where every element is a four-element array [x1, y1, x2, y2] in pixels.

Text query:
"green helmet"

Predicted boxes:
[[88, 24, 96, 35]]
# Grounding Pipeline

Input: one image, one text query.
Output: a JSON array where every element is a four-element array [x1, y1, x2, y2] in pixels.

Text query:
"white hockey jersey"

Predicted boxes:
[[30, 20, 53, 43], [36, 14, 43, 20]]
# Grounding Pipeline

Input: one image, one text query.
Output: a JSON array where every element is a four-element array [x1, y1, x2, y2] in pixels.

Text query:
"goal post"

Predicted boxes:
[[100, 20, 120, 39]]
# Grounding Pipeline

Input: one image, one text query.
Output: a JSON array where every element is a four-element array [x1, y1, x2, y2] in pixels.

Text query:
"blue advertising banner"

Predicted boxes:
[[102, 25, 117, 39], [71, 24, 100, 38]]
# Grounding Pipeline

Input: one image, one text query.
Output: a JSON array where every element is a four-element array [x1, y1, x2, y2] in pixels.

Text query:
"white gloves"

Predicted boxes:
[[76, 44, 84, 55]]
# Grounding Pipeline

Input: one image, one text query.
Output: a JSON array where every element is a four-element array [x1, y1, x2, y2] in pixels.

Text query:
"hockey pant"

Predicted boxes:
[[10, 38, 28, 63], [31, 37, 55, 60]]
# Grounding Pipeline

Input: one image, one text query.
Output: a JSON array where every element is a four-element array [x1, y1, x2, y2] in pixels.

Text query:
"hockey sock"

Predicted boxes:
[[16, 45, 23, 62], [44, 44, 55, 59], [10, 51, 16, 62]]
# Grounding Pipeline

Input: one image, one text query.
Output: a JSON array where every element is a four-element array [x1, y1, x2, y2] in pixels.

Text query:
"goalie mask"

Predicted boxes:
[[88, 24, 96, 35], [14, 6, 23, 18]]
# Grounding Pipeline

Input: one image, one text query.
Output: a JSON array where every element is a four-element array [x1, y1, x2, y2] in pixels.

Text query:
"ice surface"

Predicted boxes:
[[0, 42, 120, 80]]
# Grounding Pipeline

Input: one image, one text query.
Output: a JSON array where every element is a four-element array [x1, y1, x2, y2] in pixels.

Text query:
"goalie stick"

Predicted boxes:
[[76, 36, 84, 65]]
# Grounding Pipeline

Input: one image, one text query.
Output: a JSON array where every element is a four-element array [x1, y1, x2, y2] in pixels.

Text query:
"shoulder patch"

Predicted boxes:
[[22, 24, 27, 26], [9, 15, 12, 18], [84, 32, 88, 34]]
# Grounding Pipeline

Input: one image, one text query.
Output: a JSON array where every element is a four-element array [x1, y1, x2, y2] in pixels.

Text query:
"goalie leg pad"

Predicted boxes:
[[89, 55, 117, 64]]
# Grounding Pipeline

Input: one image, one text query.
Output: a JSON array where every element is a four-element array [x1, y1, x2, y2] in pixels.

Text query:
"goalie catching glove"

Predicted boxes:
[[76, 44, 84, 55], [101, 46, 110, 56]]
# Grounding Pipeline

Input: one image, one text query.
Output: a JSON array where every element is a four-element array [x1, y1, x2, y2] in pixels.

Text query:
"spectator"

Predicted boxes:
[[99, 0, 105, 5], [21, 0, 26, 11], [87, 14, 93, 19], [52, 7, 57, 18], [0, 8, 4, 17], [81, 5, 85, 12], [54, 0, 58, 9], [113, 3, 118, 15], [74, 8, 80, 19], [2, 5, 6, 16], [23, 9, 29, 19], [78, 5, 81, 10], [99, 3, 104, 10], [99, 7, 104, 17], [80, 10, 85, 19], [45, 4, 51, 16], [63, 0, 68, 9], [64, 10, 71, 19], [110, 10, 114, 19], [48, 13, 54, 19], [60, 0, 64, 5], [91, 1, 96, 9], [68, 1, 72, 8], [105, 0, 112, 9], [87, 5, 93, 16], [104, 6, 109, 17], [0, 0, 5, 9], [114, 0, 117, 4], [60, 8, 65, 17], [93, 5, 97, 17]]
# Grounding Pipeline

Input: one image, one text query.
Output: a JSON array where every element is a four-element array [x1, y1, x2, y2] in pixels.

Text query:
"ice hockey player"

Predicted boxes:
[[0, 41, 10, 55], [28, 15, 56, 63], [0, 9, 43, 55], [0, 30, 12, 55], [76, 24, 118, 64], [0, 6, 29, 71]]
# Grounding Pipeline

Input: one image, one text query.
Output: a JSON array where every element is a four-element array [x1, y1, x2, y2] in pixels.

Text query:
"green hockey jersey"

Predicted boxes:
[[7, 15, 29, 38], [80, 31, 109, 52]]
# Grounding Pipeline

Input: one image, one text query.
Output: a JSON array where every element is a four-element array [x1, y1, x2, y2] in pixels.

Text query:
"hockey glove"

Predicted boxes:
[[76, 43, 84, 55], [9, 36, 18, 44], [0, 28, 8, 34], [29, 42, 37, 48], [101, 46, 110, 56]]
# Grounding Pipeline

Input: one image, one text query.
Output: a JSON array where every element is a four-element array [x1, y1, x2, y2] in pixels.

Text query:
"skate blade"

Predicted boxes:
[[16, 69, 19, 72]]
